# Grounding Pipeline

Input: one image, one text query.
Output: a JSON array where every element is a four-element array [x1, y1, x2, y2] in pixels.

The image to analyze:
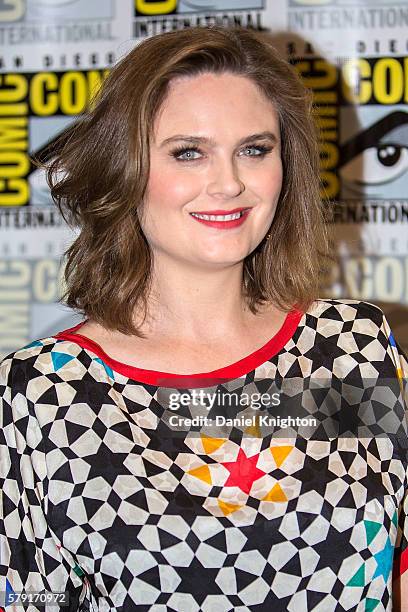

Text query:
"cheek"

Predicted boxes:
[[147, 166, 200, 209], [250, 164, 283, 199], [269, 159, 283, 194], [273, 167, 284, 198]]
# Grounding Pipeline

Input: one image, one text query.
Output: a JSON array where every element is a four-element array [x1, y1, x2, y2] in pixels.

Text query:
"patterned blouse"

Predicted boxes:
[[0, 299, 407, 612]]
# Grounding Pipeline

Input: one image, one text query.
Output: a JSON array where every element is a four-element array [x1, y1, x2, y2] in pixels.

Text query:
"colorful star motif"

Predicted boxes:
[[221, 448, 266, 494], [372, 537, 394, 583]]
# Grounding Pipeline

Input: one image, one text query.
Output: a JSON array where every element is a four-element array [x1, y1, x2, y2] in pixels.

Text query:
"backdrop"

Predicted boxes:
[[1, 0, 407, 358]]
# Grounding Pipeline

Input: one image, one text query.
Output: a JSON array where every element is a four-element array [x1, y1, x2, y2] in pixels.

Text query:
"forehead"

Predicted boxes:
[[153, 72, 279, 138]]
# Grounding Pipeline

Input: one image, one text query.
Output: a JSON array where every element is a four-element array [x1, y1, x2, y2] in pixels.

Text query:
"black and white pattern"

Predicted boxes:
[[1, 299, 407, 611]]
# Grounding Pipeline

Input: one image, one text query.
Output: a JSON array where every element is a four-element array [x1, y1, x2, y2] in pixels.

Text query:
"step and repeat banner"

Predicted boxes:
[[1, 0, 407, 357]]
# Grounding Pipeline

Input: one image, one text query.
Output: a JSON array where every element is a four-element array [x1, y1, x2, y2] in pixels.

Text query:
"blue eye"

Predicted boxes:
[[242, 145, 272, 157], [171, 146, 202, 161], [170, 143, 273, 162]]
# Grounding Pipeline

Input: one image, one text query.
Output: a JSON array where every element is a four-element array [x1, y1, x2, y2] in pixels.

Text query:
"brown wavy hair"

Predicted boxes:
[[44, 26, 330, 336]]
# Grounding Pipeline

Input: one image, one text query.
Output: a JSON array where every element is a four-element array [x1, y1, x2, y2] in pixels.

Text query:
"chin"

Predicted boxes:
[[198, 253, 249, 266]]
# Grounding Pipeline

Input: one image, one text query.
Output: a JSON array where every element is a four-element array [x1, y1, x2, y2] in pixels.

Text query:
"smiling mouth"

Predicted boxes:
[[190, 210, 249, 221]]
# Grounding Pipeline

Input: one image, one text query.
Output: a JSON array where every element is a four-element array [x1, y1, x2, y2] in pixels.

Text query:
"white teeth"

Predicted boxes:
[[191, 212, 243, 221]]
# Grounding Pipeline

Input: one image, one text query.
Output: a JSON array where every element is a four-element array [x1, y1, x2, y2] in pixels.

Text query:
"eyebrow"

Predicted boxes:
[[159, 131, 278, 148]]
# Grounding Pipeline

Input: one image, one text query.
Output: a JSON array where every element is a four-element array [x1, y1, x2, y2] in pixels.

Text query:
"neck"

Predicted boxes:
[[134, 257, 267, 342]]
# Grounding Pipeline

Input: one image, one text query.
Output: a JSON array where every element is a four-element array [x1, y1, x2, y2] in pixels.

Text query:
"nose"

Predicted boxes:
[[206, 156, 245, 198]]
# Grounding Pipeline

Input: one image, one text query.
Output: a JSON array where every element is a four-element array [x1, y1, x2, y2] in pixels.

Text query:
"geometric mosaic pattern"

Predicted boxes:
[[0, 299, 407, 611]]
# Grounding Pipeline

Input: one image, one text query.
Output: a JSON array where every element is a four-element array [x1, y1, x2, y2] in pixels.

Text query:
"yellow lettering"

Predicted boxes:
[[313, 91, 337, 104], [87, 69, 110, 109], [0, 75, 29, 207], [316, 117, 337, 141], [342, 58, 372, 104], [30, 73, 59, 116], [296, 59, 337, 89], [0, 74, 27, 102], [0, 151, 29, 178], [0, 179, 29, 205], [405, 58, 408, 103], [0, 118, 28, 150], [60, 72, 87, 115], [373, 58, 403, 104]]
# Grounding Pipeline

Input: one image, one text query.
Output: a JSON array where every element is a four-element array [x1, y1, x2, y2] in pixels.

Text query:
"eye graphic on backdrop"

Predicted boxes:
[[340, 144, 408, 186], [339, 111, 408, 195]]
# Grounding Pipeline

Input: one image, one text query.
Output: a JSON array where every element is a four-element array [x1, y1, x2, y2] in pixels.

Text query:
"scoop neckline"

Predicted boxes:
[[53, 308, 304, 388]]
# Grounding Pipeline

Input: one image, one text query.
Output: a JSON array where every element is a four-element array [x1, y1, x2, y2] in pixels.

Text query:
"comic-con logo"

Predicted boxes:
[[0, 70, 109, 207], [0, 0, 113, 22], [294, 56, 408, 200], [135, 0, 264, 16], [339, 57, 408, 199]]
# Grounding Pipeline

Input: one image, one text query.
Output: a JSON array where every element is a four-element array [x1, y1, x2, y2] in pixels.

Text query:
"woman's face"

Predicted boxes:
[[140, 71, 283, 270]]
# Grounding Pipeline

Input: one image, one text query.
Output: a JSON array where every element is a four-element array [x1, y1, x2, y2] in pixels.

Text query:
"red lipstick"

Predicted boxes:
[[189, 208, 251, 230], [191, 207, 250, 215]]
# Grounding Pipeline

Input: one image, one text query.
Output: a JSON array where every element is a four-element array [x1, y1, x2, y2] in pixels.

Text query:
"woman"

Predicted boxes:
[[1, 26, 407, 611]]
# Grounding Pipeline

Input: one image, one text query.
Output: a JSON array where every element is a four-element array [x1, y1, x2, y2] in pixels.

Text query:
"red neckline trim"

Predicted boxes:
[[54, 309, 304, 388]]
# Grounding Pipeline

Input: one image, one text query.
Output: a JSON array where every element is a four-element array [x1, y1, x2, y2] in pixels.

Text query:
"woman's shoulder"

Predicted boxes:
[[0, 332, 83, 392], [305, 297, 385, 324], [302, 298, 408, 376], [303, 296, 403, 345]]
